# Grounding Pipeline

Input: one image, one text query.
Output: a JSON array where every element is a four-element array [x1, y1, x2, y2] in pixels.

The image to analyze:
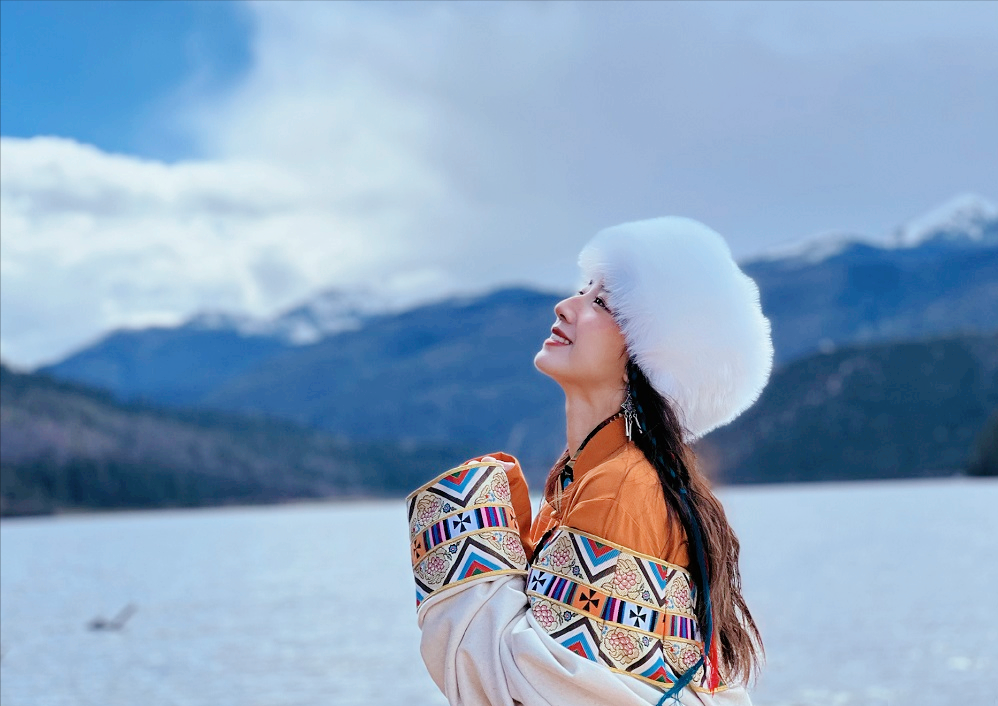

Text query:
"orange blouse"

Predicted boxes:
[[474, 415, 690, 570]]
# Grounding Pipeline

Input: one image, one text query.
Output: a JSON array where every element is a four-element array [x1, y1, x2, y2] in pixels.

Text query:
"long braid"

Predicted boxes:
[[627, 362, 715, 703]]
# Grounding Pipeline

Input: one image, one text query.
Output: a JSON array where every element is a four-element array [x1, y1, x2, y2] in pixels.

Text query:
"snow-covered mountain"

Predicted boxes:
[[890, 193, 998, 248], [180, 193, 998, 343], [40, 193, 998, 431], [758, 193, 998, 266], [184, 287, 398, 345], [755, 230, 880, 265]]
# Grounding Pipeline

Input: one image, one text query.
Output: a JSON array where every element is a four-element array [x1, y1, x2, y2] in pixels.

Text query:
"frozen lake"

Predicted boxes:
[[1, 477, 995, 706]]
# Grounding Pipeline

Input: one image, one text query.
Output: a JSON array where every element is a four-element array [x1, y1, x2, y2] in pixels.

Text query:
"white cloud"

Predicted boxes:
[[0, 136, 441, 366], [2, 1, 996, 368]]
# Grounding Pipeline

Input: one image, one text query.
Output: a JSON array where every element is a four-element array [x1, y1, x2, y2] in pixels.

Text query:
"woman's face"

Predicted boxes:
[[534, 279, 628, 393]]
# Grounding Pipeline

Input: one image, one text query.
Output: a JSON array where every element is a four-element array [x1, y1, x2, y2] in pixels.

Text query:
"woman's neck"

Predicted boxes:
[[564, 386, 627, 456]]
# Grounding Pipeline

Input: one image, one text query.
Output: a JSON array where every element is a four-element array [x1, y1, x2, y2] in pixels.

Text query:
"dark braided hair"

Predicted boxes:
[[626, 358, 763, 696]]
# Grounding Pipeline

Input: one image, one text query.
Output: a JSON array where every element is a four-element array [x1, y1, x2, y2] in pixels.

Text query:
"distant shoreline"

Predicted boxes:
[[4, 473, 989, 523]]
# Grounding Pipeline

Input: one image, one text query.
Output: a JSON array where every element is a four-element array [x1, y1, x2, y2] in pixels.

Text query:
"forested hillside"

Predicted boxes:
[[4, 329, 994, 518], [697, 331, 998, 483], [0, 365, 476, 517]]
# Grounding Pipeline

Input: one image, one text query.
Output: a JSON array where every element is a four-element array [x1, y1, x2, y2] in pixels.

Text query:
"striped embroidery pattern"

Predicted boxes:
[[527, 527, 723, 693], [527, 568, 699, 640], [411, 505, 514, 564], [407, 463, 527, 609]]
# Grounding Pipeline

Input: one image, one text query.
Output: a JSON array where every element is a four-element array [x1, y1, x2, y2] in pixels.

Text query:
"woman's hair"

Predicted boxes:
[[543, 358, 763, 685]]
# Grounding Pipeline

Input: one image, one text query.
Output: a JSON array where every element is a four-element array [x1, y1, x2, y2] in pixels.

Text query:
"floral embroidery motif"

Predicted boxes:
[[603, 627, 640, 662], [678, 643, 702, 670], [418, 552, 451, 585], [530, 599, 561, 630], [503, 532, 526, 562], [549, 536, 574, 568], [667, 580, 692, 611], [491, 474, 511, 503], [415, 495, 443, 528], [611, 557, 642, 598]]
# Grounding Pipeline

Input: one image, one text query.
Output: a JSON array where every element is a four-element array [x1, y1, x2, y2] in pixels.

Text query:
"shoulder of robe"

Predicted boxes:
[[566, 445, 688, 565], [574, 444, 665, 508]]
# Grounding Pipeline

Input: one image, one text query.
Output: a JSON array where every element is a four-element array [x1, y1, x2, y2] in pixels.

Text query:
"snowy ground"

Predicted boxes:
[[1, 477, 994, 706]]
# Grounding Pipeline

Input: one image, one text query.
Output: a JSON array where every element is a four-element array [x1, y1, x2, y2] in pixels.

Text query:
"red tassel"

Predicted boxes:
[[707, 633, 721, 692]]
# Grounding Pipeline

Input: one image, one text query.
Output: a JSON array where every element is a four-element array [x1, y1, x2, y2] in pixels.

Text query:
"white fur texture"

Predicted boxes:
[[578, 217, 774, 441]]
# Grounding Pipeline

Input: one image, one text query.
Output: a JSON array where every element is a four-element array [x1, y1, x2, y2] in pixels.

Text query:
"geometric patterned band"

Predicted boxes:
[[407, 462, 528, 609], [411, 505, 515, 564], [528, 568, 700, 641], [527, 527, 725, 692]]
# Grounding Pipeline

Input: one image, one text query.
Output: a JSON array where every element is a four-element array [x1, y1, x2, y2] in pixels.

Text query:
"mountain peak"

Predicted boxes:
[[184, 311, 258, 332], [181, 287, 397, 345], [891, 193, 998, 248], [752, 193, 998, 268], [754, 230, 876, 265], [266, 287, 396, 344]]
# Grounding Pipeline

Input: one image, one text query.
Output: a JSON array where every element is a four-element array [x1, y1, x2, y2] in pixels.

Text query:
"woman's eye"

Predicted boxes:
[[594, 296, 609, 311]]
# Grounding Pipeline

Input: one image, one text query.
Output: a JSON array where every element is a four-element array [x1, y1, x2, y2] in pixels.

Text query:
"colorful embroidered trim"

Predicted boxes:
[[407, 462, 527, 609], [527, 527, 725, 693], [528, 568, 699, 640], [412, 505, 514, 564]]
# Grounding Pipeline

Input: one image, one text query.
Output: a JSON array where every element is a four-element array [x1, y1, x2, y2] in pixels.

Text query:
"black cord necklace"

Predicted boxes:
[[559, 410, 624, 491]]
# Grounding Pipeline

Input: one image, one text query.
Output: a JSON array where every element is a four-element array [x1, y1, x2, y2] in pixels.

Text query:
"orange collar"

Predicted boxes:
[[570, 414, 630, 480]]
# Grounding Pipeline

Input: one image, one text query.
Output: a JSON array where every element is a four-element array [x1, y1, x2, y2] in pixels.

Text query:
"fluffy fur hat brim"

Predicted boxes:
[[578, 217, 774, 441]]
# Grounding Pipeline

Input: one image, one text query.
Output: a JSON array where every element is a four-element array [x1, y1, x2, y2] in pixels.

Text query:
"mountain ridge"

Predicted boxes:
[[5, 330, 994, 517], [43, 193, 998, 365], [35, 195, 998, 466]]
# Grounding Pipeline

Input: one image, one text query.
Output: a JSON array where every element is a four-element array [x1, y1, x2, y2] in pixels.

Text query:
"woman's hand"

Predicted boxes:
[[479, 455, 515, 472]]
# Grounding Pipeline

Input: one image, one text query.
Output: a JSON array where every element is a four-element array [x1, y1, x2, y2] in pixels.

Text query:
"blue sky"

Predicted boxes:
[[1, 0, 251, 159], [1, 1, 996, 368]]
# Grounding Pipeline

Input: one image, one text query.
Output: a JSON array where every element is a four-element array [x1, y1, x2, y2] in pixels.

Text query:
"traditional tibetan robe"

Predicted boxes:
[[407, 416, 753, 706]]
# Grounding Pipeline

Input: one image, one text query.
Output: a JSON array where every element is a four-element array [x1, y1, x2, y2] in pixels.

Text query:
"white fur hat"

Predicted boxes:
[[578, 216, 774, 441]]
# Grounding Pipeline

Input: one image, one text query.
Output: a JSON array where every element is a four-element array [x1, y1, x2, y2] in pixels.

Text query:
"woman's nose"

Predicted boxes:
[[554, 297, 572, 323]]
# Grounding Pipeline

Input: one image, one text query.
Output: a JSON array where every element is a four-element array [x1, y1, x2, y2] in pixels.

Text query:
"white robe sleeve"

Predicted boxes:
[[408, 463, 753, 706]]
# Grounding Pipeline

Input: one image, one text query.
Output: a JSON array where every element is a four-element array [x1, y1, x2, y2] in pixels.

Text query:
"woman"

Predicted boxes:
[[407, 217, 772, 705]]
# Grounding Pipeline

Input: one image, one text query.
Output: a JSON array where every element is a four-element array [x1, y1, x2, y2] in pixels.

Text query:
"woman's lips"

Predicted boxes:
[[545, 328, 572, 346]]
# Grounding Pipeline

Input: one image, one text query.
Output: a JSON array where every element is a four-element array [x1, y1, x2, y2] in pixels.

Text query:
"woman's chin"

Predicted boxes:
[[533, 348, 563, 380]]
